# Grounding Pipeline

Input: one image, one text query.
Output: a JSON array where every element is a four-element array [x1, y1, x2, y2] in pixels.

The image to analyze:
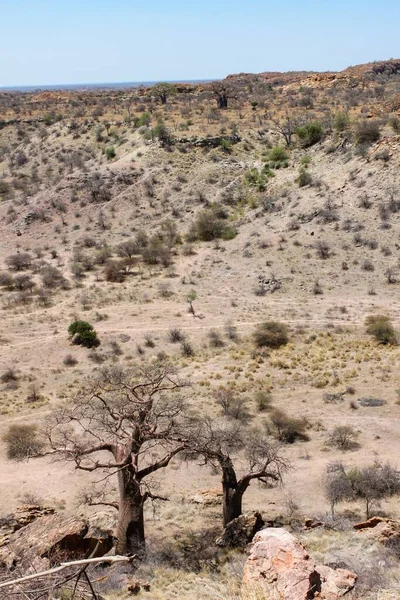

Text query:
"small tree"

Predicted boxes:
[[6, 253, 32, 271], [325, 461, 400, 519], [186, 290, 197, 316], [185, 417, 288, 526], [68, 320, 100, 348], [325, 461, 353, 518], [271, 114, 298, 147]]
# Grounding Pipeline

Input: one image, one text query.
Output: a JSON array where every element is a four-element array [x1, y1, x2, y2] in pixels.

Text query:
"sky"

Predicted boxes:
[[1, 0, 400, 87]]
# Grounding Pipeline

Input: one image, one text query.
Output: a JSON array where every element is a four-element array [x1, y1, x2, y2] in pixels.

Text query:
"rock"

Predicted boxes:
[[0, 512, 115, 570], [354, 516, 387, 530], [243, 528, 320, 600], [0, 505, 55, 537], [215, 511, 264, 548], [243, 528, 357, 600], [126, 578, 151, 595], [354, 517, 400, 548], [316, 565, 357, 599], [190, 488, 222, 506], [304, 517, 324, 529]]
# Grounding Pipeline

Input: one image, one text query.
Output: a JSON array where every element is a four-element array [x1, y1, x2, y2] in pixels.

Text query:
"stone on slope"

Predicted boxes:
[[243, 527, 357, 600], [215, 511, 264, 548], [243, 528, 320, 599]]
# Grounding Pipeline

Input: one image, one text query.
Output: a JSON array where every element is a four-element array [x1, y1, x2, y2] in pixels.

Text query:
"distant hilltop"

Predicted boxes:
[[225, 58, 400, 88]]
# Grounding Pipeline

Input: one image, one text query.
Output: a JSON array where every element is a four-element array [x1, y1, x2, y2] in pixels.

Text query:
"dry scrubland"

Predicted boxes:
[[1, 60, 400, 598]]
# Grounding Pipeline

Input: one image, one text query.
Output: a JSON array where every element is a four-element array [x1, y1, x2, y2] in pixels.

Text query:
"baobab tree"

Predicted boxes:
[[43, 363, 189, 556], [184, 417, 288, 526], [151, 82, 177, 105], [210, 82, 237, 109]]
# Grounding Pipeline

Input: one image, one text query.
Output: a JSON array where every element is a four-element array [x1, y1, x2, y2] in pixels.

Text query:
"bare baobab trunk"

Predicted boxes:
[[116, 467, 145, 556], [217, 93, 228, 109], [221, 461, 246, 526]]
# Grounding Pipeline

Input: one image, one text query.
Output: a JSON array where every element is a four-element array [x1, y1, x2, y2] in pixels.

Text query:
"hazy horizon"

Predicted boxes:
[[0, 79, 214, 92]]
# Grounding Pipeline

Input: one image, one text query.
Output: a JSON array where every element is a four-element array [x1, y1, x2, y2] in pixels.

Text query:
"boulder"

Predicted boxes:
[[243, 528, 320, 599], [215, 511, 264, 548], [243, 528, 357, 600], [0, 512, 115, 570], [353, 516, 386, 530], [316, 565, 358, 600], [354, 517, 400, 549], [190, 488, 222, 506], [304, 517, 324, 529], [0, 504, 55, 536], [126, 578, 151, 595]]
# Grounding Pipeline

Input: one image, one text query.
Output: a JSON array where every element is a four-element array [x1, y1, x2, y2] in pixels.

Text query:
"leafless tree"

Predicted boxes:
[[270, 113, 300, 147], [184, 417, 288, 526], [43, 364, 189, 556]]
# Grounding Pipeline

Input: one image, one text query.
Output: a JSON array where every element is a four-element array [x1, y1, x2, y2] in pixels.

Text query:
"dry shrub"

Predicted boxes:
[[253, 321, 289, 349], [3, 424, 43, 459], [365, 315, 397, 345], [269, 409, 310, 443]]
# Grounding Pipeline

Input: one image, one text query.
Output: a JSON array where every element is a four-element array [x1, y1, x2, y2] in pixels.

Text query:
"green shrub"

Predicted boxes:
[[134, 112, 151, 127], [296, 167, 313, 187], [244, 167, 274, 191], [253, 321, 289, 348], [267, 146, 289, 168], [268, 145, 288, 162], [3, 424, 43, 459], [68, 320, 100, 348], [334, 111, 350, 132], [190, 208, 236, 242], [152, 122, 173, 145], [219, 138, 233, 153], [295, 121, 323, 147], [300, 155, 312, 166], [105, 146, 116, 160], [365, 315, 397, 345]]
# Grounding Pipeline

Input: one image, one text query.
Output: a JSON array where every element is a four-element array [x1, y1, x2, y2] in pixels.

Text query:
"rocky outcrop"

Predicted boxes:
[[216, 511, 264, 548], [243, 528, 357, 600], [0, 511, 115, 570], [0, 504, 55, 535], [354, 517, 400, 549], [175, 134, 241, 147]]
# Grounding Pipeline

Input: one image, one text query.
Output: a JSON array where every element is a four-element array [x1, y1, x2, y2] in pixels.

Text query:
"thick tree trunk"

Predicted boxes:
[[116, 467, 145, 557], [221, 462, 243, 526], [223, 486, 243, 526], [217, 94, 228, 109]]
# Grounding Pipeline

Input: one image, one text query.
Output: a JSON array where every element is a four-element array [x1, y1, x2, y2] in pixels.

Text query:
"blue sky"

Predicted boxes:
[[1, 0, 399, 86]]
